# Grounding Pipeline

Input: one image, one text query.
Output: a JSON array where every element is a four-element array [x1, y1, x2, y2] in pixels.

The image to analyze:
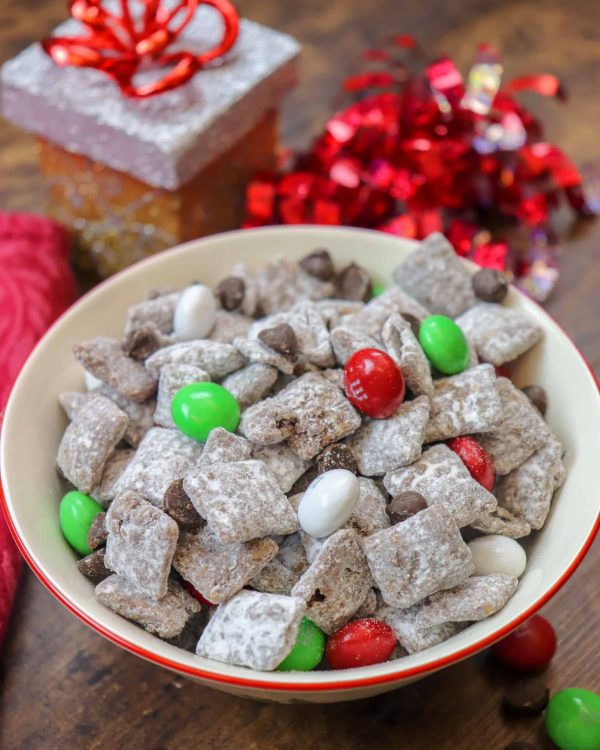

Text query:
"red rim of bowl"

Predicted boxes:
[[1, 268, 599, 693]]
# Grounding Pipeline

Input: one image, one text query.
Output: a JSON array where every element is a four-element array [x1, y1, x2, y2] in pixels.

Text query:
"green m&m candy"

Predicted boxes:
[[545, 688, 600, 750], [59, 490, 104, 555], [171, 382, 240, 442], [372, 283, 386, 298], [418, 314, 470, 375], [277, 617, 325, 672]]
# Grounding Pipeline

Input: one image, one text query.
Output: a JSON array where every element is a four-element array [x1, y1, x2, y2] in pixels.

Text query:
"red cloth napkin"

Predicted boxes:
[[0, 213, 76, 647]]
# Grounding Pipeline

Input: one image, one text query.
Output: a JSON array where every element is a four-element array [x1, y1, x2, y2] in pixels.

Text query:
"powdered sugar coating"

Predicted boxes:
[[96, 575, 200, 639], [291, 528, 373, 634], [347, 478, 391, 536], [90, 448, 135, 508], [478, 377, 552, 475], [208, 311, 253, 344], [221, 363, 278, 409], [124, 291, 180, 335], [184, 460, 299, 544], [197, 428, 253, 469], [377, 603, 467, 654], [250, 533, 309, 595], [173, 526, 277, 603], [252, 257, 334, 314], [363, 504, 474, 608], [97, 383, 156, 448], [314, 299, 365, 329], [496, 435, 565, 529], [234, 336, 295, 374], [340, 286, 430, 340], [330, 326, 379, 365], [392, 233, 476, 317], [424, 364, 502, 442], [57, 394, 128, 494], [470, 506, 531, 538], [348, 396, 430, 476], [114, 427, 203, 507], [145, 340, 244, 380], [456, 302, 543, 366], [384, 444, 497, 528], [105, 491, 179, 600], [416, 574, 518, 628], [196, 590, 305, 671], [382, 313, 433, 396], [251, 443, 310, 493], [154, 364, 210, 427], [74, 337, 158, 403]]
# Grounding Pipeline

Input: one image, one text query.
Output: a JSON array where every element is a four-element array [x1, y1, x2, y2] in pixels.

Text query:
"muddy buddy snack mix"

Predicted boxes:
[[56, 238, 564, 671]]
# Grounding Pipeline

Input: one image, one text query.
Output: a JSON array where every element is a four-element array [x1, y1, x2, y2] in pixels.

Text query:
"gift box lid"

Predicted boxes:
[[1, 8, 300, 190]]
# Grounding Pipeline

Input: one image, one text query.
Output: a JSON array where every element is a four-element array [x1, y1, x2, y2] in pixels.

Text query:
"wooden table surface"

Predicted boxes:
[[1, 0, 599, 748]]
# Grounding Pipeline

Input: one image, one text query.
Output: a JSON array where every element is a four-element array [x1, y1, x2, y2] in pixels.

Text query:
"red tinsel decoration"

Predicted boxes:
[[243, 39, 597, 301]]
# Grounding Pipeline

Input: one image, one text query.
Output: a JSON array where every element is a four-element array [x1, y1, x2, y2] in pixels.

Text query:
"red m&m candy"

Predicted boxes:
[[325, 618, 397, 670], [492, 615, 557, 672], [447, 435, 495, 491], [344, 348, 405, 419]]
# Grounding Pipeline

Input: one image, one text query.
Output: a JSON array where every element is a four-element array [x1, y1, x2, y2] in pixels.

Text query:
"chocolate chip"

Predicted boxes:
[[503, 677, 549, 716], [215, 276, 245, 311], [164, 479, 204, 530], [300, 249, 335, 281], [122, 327, 160, 360], [521, 385, 548, 417], [77, 549, 111, 580], [258, 323, 298, 361], [472, 268, 508, 303], [317, 444, 358, 475], [402, 312, 421, 338], [503, 743, 537, 750], [386, 491, 428, 524], [336, 263, 373, 301], [87, 512, 107, 551]]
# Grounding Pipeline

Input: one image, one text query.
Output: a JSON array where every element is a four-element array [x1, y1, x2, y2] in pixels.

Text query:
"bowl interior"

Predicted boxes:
[[1, 226, 599, 696]]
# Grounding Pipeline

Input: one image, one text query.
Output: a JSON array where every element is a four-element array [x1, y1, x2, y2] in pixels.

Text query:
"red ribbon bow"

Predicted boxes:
[[41, 0, 240, 98]]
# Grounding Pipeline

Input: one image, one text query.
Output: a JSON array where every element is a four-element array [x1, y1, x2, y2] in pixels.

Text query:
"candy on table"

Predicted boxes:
[[447, 435, 495, 491], [491, 614, 557, 671], [392, 232, 476, 317], [455, 302, 543, 367], [59, 491, 104, 555], [172, 526, 278, 604], [469, 506, 531, 539], [384, 445, 497, 529], [277, 616, 326, 672], [545, 688, 600, 750], [196, 590, 305, 671], [57, 395, 128, 494], [183, 460, 299, 544], [291, 529, 374, 634], [251, 443, 311, 493], [347, 395, 430, 476], [478, 377, 554, 475], [172, 285, 217, 341], [297, 469, 360, 538], [467, 535, 527, 578], [415, 574, 518, 628], [325, 618, 397, 670], [363, 505, 475, 609], [424, 364, 502, 443], [73, 337, 157, 403], [154, 364, 210, 428], [104, 491, 179, 600], [113, 427, 203, 508], [343, 348, 406, 418], [220, 363, 279, 409], [418, 315, 471, 375], [496, 435, 566, 530], [381, 313, 434, 396], [197, 428, 253, 469], [96, 576, 201, 639], [144, 339, 244, 380], [90, 448, 135, 508], [171, 382, 241, 442], [377, 602, 467, 655], [502, 675, 550, 715]]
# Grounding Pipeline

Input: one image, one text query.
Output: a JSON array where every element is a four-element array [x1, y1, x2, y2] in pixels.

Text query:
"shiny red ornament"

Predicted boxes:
[[447, 435, 495, 491], [325, 618, 397, 670], [183, 580, 214, 607], [491, 615, 557, 672], [41, 0, 239, 98], [344, 348, 405, 419]]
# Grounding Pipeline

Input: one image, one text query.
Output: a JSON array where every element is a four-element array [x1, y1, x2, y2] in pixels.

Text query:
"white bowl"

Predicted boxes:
[[1, 226, 599, 704]]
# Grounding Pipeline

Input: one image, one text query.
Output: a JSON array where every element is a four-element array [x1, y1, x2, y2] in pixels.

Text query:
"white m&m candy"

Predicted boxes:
[[173, 284, 216, 340], [297, 469, 359, 538], [468, 535, 527, 578]]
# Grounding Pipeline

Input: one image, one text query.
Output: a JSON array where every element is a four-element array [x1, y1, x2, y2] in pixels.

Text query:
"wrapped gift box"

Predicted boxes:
[[1, 7, 300, 277]]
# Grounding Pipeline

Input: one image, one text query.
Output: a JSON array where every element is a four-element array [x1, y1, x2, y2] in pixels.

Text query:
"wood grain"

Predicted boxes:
[[0, 0, 598, 748]]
